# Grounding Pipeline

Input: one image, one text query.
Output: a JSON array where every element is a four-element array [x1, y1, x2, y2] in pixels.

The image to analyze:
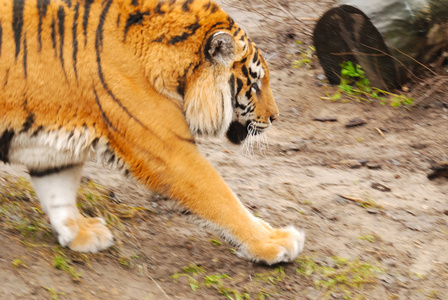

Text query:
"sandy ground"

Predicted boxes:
[[1, 0, 447, 299]]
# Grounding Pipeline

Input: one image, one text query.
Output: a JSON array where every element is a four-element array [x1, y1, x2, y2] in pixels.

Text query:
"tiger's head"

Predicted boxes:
[[183, 29, 279, 144], [131, 0, 278, 144]]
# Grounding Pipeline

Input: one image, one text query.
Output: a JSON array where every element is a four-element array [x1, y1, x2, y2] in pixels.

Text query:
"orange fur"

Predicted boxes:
[[0, 0, 304, 264]]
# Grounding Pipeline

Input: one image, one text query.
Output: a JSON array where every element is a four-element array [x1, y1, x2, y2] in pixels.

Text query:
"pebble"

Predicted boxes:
[[340, 159, 362, 169], [357, 158, 369, 165], [366, 163, 382, 170], [313, 116, 338, 122], [345, 117, 367, 128], [316, 73, 327, 81], [378, 274, 396, 285], [390, 159, 401, 166], [367, 208, 379, 214], [405, 221, 423, 231], [371, 182, 391, 192]]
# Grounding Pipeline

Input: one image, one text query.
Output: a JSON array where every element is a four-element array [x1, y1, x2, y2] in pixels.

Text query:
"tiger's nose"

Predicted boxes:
[[270, 114, 279, 123]]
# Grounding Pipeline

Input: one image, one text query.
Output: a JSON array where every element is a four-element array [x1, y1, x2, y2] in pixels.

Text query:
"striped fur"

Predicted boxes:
[[0, 0, 305, 264]]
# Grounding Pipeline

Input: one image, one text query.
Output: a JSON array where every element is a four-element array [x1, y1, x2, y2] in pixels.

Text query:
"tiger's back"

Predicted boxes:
[[0, 0, 222, 133]]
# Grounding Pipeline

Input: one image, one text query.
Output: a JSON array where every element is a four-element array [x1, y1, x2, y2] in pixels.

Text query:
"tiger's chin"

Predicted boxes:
[[226, 121, 266, 144]]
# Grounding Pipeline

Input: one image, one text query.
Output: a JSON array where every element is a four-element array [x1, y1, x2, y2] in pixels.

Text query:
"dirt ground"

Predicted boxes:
[[1, 0, 447, 299]]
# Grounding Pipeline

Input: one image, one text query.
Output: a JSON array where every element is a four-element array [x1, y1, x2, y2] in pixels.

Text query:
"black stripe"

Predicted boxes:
[[233, 27, 241, 37], [22, 112, 34, 132], [241, 65, 249, 78], [72, 2, 80, 80], [210, 3, 218, 13], [252, 50, 258, 63], [131, 0, 138, 6], [0, 130, 15, 163], [12, 0, 25, 59], [249, 67, 257, 79], [168, 21, 200, 45], [32, 126, 44, 137], [3, 69, 9, 88], [30, 164, 79, 177], [225, 17, 235, 30], [23, 36, 27, 77], [63, 0, 71, 8], [203, 1, 211, 11], [245, 89, 252, 100], [83, 0, 94, 46], [51, 18, 57, 55], [241, 106, 255, 117], [236, 78, 243, 95], [0, 22, 2, 56], [37, 0, 50, 51], [93, 86, 117, 132], [57, 6, 66, 73], [182, 0, 193, 12], [123, 10, 150, 41], [229, 74, 235, 106], [154, 2, 164, 14], [116, 13, 120, 27], [152, 35, 164, 43], [177, 73, 186, 98], [96, 0, 150, 131]]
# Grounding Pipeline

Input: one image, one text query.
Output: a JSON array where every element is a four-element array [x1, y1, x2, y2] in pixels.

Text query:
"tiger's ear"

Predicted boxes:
[[206, 32, 235, 65]]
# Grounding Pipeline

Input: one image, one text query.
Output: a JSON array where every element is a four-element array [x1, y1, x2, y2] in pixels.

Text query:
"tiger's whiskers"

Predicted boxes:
[[242, 123, 269, 157]]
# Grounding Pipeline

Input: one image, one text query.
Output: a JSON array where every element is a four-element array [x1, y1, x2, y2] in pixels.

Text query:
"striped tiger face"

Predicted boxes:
[[226, 44, 279, 144]]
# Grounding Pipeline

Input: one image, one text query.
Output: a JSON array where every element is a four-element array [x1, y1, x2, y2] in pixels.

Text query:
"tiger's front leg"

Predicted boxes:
[[30, 165, 114, 252], [163, 149, 305, 265]]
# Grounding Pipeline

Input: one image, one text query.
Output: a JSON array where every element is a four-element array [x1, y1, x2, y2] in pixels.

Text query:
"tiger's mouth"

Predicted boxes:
[[226, 121, 267, 144]]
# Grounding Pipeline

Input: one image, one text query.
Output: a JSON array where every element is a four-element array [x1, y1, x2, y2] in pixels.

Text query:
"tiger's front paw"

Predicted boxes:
[[57, 216, 114, 253], [241, 226, 305, 265]]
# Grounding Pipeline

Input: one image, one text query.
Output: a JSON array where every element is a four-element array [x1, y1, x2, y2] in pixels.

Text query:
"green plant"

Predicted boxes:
[[53, 253, 82, 282], [210, 238, 223, 246], [359, 234, 379, 243], [12, 258, 26, 268], [296, 256, 382, 299], [323, 61, 414, 107], [255, 266, 286, 284], [292, 41, 316, 69], [44, 287, 66, 300]]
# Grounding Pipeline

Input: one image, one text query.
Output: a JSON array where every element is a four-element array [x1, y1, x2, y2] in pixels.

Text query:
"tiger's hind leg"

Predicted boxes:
[[30, 165, 114, 252]]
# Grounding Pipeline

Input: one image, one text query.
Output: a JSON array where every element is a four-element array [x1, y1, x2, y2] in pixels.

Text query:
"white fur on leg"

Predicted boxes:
[[30, 166, 114, 252]]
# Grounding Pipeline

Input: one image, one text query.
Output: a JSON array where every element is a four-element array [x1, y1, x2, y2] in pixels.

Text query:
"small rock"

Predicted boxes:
[[345, 117, 367, 128], [366, 163, 382, 170], [357, 158, 369, 165], [313, 116, 338, 122], [316, 73, 327, 81], [340, 159, 362, 169], [378, 274, 396, 285], [367, 208, 379, 214], [405, 222, 422, 231], [371, 182, 391, 192], [410, 143, 427, 149], [390, 159, 401, 166]]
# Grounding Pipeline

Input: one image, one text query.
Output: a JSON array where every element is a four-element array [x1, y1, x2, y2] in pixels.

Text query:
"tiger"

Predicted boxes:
[[0, 0, 305, 264]]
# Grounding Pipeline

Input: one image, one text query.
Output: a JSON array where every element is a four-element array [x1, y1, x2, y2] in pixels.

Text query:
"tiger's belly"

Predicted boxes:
[[8, 129, 98, 174]]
